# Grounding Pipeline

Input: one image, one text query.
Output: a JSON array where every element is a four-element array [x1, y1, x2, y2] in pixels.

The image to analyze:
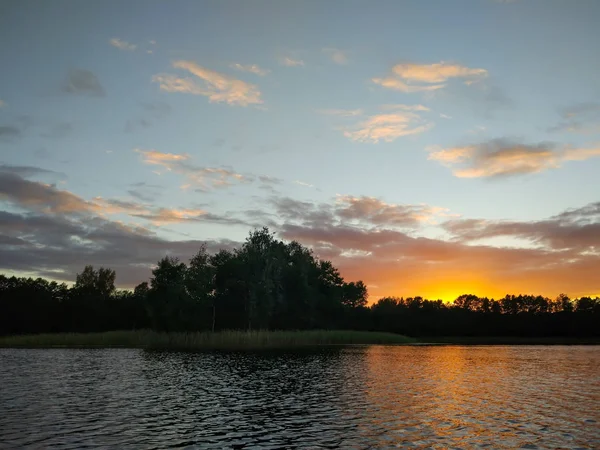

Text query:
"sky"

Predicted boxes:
[[1, 0, 599, 301]]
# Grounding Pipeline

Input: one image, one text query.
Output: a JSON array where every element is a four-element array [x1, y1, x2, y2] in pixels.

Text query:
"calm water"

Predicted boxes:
[[0, 346, 599, 449]]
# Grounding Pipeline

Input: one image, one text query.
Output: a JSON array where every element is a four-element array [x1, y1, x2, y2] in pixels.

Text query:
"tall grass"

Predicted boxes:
[[0, 329, 415, 350]]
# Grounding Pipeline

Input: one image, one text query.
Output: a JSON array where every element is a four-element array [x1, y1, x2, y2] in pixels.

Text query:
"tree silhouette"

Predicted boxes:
[[0, 227, 598, 337]]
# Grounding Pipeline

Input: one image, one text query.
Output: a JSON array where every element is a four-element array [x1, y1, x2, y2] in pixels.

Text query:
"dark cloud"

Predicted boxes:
[[0, 125, 20, 140], [278, 214, 600, 298], [62, 69, 105, 97], [124, 118, 152, 132], [0, 171, 89, 213], [131, 208, 252, 227], [125, 102, 171, 132], [435, 81, 514, 119], [127, 182, 163, 202], [127, 189, 154, 202], [0, 210, 239, 286], [1, 179, 599, 296], [548, 102, 600, 134], [40, 122, 73, 139], [141, 101, 171, 117], [269, 195, 444, 229], [443, 200, 600, 252], [258, 175, 283, 184], [0, 164, 63, 178]]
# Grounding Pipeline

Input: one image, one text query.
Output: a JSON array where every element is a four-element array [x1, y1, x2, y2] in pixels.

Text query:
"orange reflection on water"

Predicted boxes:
[[357, 345, 591, 449]]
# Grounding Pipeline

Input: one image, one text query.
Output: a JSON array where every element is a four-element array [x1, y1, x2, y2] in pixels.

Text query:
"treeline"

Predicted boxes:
[[0, 228, 598, 337]]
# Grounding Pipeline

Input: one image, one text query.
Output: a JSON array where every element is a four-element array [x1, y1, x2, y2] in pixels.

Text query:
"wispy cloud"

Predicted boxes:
[[380, 104, 430, 112], [428, 138, 600, 178], [109, 38, 137, 51], [443, 200, 600, 252], [0, 126, 20, 139], [230, 63, 270, 76], [335, 195, 451, 227], [135, 149, 248, 190], [318, 108, 363, 117], [0, 100, 5, 108], [279, 57, 304, 67], [294, 180, 314, 188], [344, 112, 433, 143], [62, 69, 105, 97], [548, 102, 600, 134], [152, 60, 263, 106], [373, 61, 488, 93], [323, 48, 348, 65]]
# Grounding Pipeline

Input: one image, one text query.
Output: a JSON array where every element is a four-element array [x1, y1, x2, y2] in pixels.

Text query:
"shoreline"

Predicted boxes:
[[0, 330, 415, 350], [1, 331, 599, 349]]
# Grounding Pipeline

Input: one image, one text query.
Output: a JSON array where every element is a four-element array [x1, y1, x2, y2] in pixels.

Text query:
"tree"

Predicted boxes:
[[148, 256, 189, 331], [74, 265, 115, 298], [342, 281, 368, 308], [186, 245, 217, 331]]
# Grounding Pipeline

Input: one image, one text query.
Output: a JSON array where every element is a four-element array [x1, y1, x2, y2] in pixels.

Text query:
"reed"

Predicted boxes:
[[0, 329, 415, 350]]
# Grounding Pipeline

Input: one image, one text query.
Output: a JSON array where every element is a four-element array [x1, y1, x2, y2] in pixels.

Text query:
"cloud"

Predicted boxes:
[[323, 48, 348, 65], [132, 207, 208, 224], [548, 102, 600, 134], [0, 125, 20, 139], [141, 101, 171, 117], [230, 63, 270, 76], [62, 69, 105, 97], [258, 175, 283, 184], [392, 62, 488, 84], [2, 178, 598, 298], [0, 168, 148, 218], [294, 180, 314, 188], [281, 221, 600, 299], [269, 194, 449, 230], [428, 139, 600, 178], [109, 38, 137, 51], [128, 181, 162, 203], [335, 195, 450, 227], [0, 166, 247, 226], [371, 77, 445, 93], [318, 109, 363, 117], [0, 210, 240, 287], [135, 149, 248, 190], [133, 207, 251, 227], [343, 112, 433, 143], [152, 60, 263, 106], [0, 164, 64, 178], [40, 122, 73, 139], [0, 170, 91, 214], [125, 101, 171, 132], [443, 201, 600, 252], [279, 57, 304, 67], [271, 198, 600, 299], [380, 104, 430, 112], [0, 100, 5, 108], [373, 61, 487, 93]]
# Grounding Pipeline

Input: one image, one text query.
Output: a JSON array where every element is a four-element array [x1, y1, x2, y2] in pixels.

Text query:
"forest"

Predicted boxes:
[[1, 228, 598, 338]]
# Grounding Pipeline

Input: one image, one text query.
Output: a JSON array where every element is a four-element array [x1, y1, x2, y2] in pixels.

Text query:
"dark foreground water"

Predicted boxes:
[[1, 346, 599, 449]]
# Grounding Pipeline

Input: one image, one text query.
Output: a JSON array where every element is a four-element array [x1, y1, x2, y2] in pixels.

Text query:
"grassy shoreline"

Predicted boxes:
[[0, 330, 415, 350], [1, 331, 598, 350]]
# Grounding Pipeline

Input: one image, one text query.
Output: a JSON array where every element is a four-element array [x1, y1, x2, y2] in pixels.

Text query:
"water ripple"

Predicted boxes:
[[0, 346, 599, 449]]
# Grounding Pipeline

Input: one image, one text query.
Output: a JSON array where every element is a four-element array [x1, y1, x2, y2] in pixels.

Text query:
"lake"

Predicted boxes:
[[0, 346, 598, 449]]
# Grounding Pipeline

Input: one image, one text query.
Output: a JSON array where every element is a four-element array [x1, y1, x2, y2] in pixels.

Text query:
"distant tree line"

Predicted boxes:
[[0, 228, 598, 337]]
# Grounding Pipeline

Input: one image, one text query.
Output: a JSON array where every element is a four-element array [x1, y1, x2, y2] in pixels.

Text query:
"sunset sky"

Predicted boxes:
[[1, 0, 599, 301]]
